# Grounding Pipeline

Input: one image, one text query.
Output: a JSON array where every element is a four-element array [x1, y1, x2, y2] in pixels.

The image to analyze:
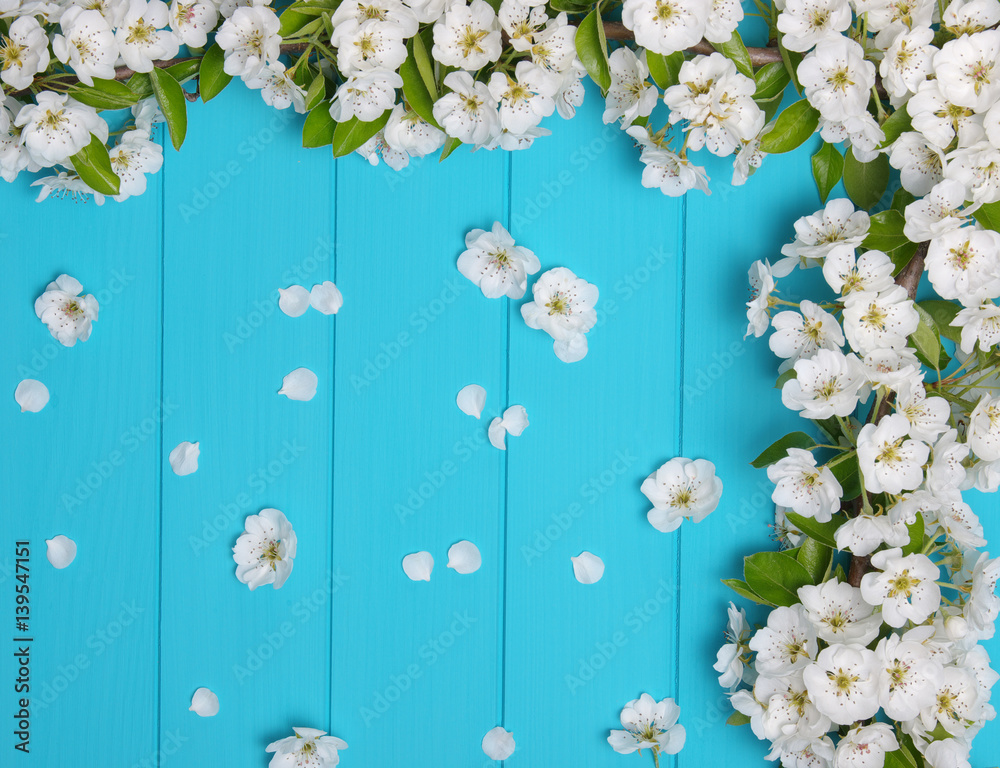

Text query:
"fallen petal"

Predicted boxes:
[[501, 404, 529, 436], [447, 541, 482, 574], [169, 441, 200, 476], [402, 551, 434, 581], [310, 281, 343, 315], [456, 384, 487, 419], [189, 688, 219, 717], [46, 535, 77, 569], [482, 726, 515, 760], [488, 417, 507, 450], [15, 379, 49, 413], [278, 286, 311, 317], [571, 551, 605, 584], [278, 368, 318, 401]]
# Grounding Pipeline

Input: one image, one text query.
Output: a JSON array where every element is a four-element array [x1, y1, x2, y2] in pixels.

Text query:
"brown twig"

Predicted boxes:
[[845, 241, 929, 588]]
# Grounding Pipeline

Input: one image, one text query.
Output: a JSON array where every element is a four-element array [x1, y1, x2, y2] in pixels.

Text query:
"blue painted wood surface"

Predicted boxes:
[[0, 82, 997, 768]]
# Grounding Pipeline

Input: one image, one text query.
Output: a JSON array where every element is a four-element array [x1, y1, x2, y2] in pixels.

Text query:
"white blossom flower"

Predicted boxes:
[[331, 0, 418, 34], [705, 0, 743, 42], [908, 81, 983, 149], [768, 448, 843, 522], [330, 69, 400, 123], [904, 180, 971, 242], [926, 227, 1000, 306], [34, 274, 99, 346], [332, 18, 408, 75], [31, 171, 105, 204], [781, 348, 866, 419], [458, 221, 539, 299], [634, 139, 710, 197], [771, 737, 836, 768], [942, 0, 1000, 34], [244, 62, 307, 112], [168, 0, 218, 47], [433, 70, 499, 146], [823, 247, 895, 298], [553, 63, 586, 119], [432, 0, 501, 70], [926, 430, 970, 495], [802, 644, 880, 725], [498, 0, 546, 45], [880, 27, 936, 107], [750, 604, 819, 676], [757, 672, 832, 744], [356, 128, 411, 171], [861, 548, 942, 627], [954, 301, 1000, 354], [963, 551, 1000, 638], [924, 739, 972, 768], [968, 394, 1000, 460], [896, 380, 950, 443], [607, 694, 686, 756], [215, 6, 280, 79], [603, 47, 658, 125], [861, 346, 922, 392], [488, 61, 557, 134], [265, 727, 347, 768], [523, 14, 576, 74], [776, 0, 852, 53], [919, 666, 985, 736], [0, 16, 50, 90], [875, 633, 943, 720], [109, 130, 163, 201], [929, 492, 986, 548], [621, 0, 707, 56], [383, 103, 445, 158], [116, 0, 180, 73], [946, 140, 1000, 205], [714, 602, 754, 690], [843, 286, 919, 354], [857, 413, 929, 494], [781, 198, 870, 266], [769, 300, 845, 363], [52, 7, 117, 86], [233, 508, 296, 590], [798, 580, 882, 645], [798, 38, 875, 120], [15, 92, 108, 166], [641, 457, 722, 532], [833, 724, 899, 768], [746, 258, 778, 338], [834, 513, 911, 556], [520, 266, 598, 363], [934, 30, 1000, 112], [889, 132, 946, 196]]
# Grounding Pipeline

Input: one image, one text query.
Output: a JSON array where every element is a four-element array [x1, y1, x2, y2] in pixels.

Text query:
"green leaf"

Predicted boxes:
[[198, 45, 232, 103], [721, 578, 775, 607], [775, 368, 796, 389], [751, 431, 817, 469], [918, 300, 962, 343], [331, 109, 391, 157], [889, 240, 919, 275], [760, 99, 819, 154], [830, 455, 862, 502], [754, 61, 791, 101], [973, 200, 1000, 233], [715, 31, 753, 79], [843, 146, 890, 211], [548, 0, 593, 9], [811, 142, 844, 203], [744, 552, 814, 607], [863, 209, 908, 252], [647, 51, 684, 90], [304, 73, 327, 112], [149, 67, 187, 150], [891, 187, 916, 212], [126, 72, 153, 99], [784, 512, 847, 550], [166, 59, 201, 83], [439, 135, 462, 162], [883, 748, 920, 768], [68, 133, 121, 196], [797, 538, 833, 583], [279, 5, 313, 35], [726, 712, 752, 726], [412, 32, 438, 101], [303, 104, 336, 148], [69, 77, 140, 110], [401, 38, 441, 129], [901, 514, 925, 557], [878, 108, 913, 149], [777, 39, 803, 93], [575, 8, 611, 94], [911, 304, 950, 370]]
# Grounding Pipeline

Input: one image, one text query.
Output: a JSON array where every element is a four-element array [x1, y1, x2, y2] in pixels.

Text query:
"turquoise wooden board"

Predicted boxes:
[[0, 80, 997, 768]]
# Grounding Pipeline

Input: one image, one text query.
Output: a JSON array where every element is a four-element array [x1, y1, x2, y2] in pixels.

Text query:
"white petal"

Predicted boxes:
[[482, 726, 516, 760], [571, 551, 605, 584], [278, 368, 318, 401], [169, 441, 200, 476], [447, 540, 482, 574], [402, 551, 434, 581], [488, 417, 507, 450], [189, 688, 219, 717], [45, 535, 77, 569], [278, 286, 311, 317], [310, 281, 343, 315], [501, 404, 529, 436], [15, 379, 49, 413], [456, 384, 487, 419]]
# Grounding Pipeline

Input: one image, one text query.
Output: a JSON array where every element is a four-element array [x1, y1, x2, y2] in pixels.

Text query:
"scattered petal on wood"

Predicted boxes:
[[402, 551, 434, 581], [278, 368, 318, 401], [571, 551, 605, 584], [488, 417, 507, 450], [278, 286, 311, 317], [46, 535, 77, 569], [189, 688, 219, 717], [456, 384, 487, 419], [15, 379, 49, 413], [169, 441, 200, 476], [310, 281, 343, 315], [482, 726, 516, 760], [501, 404, 529, 436], [447, 540, 482, 574]]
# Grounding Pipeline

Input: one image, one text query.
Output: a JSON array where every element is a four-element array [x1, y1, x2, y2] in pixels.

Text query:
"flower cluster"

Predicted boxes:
[[721, 197, 1000, 768]]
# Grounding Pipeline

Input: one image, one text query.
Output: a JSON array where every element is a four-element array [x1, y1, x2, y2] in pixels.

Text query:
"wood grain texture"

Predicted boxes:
[[0, 83, 996, 768]]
